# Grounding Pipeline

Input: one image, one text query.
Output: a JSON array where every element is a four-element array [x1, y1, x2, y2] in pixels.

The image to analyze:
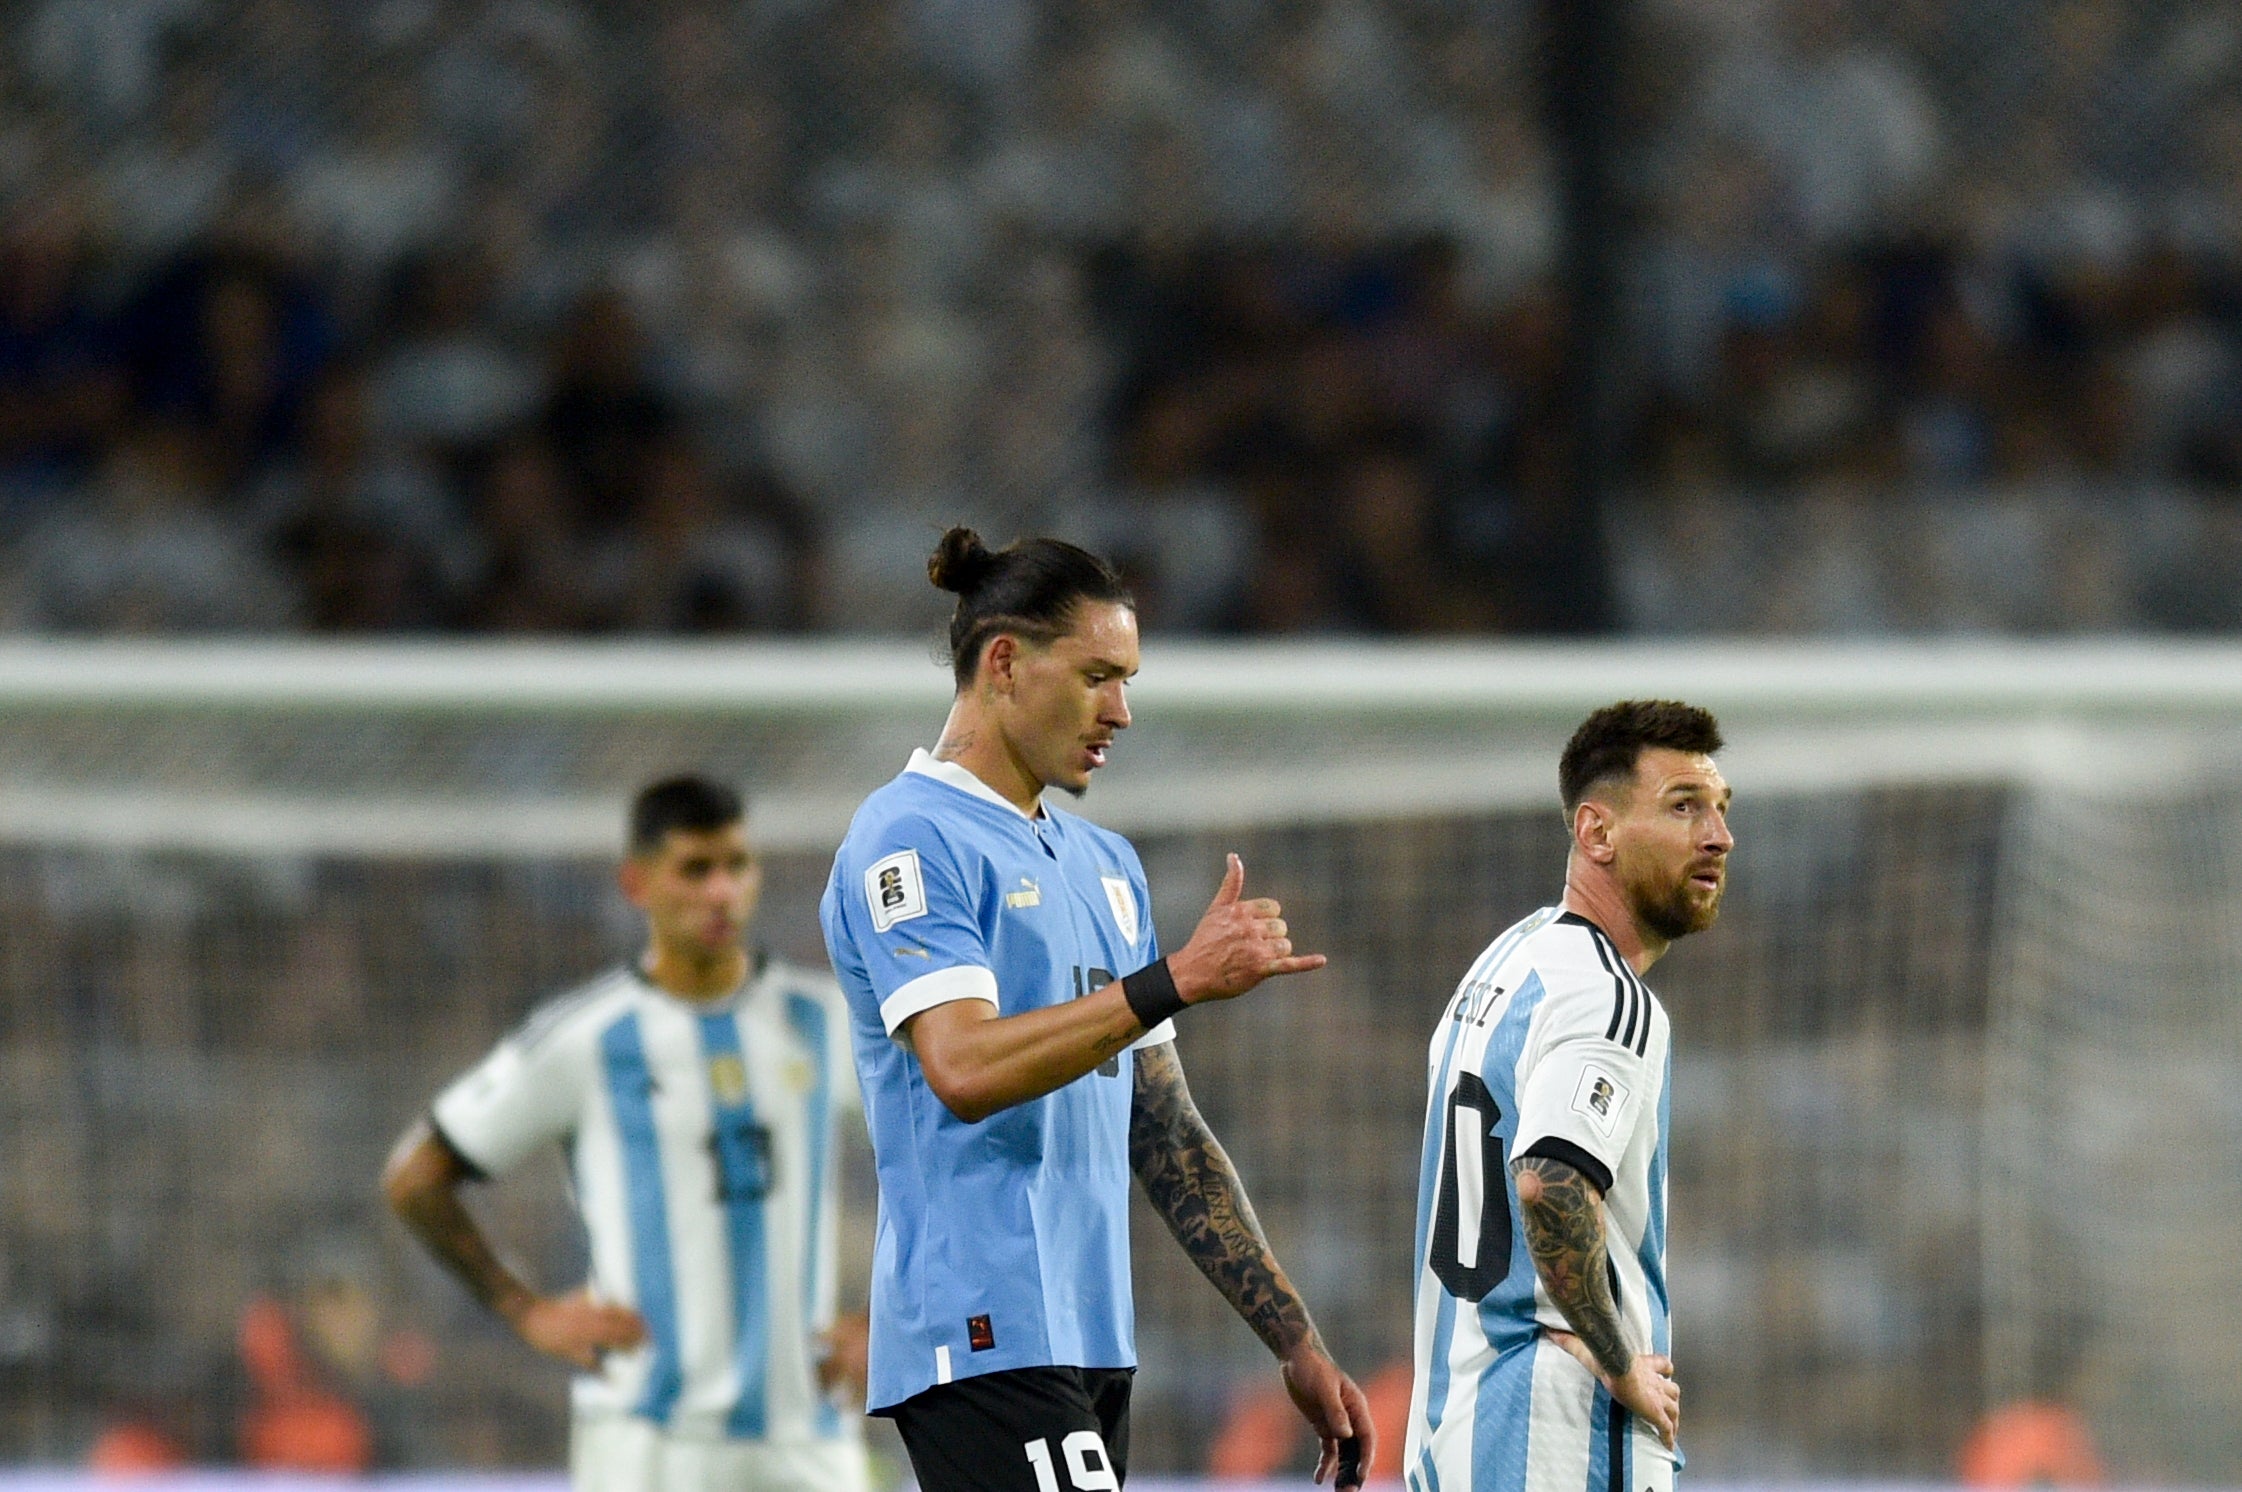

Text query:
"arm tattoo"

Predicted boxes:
[[1129, 1043, 1320, 1359], [390, 1129, 533, 1319], [1512, 1153, 1630, 1379]]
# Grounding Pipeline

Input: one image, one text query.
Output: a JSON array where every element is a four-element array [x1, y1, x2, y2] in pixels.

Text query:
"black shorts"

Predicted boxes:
[[888, 1365, 1134, 1492]]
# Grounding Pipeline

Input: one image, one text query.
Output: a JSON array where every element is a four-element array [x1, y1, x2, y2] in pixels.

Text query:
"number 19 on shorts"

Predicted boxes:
[[1025, 1432, 1119, 1492]]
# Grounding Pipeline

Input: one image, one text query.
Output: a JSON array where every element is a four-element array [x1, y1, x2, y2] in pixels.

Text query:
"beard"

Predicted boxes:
[[1626, 861, 1723, 942]]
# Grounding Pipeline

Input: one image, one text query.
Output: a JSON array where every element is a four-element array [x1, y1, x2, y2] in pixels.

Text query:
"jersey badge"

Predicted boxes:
[[709, 1054, 749, 1104], [1004, 877, 1042, 909], [1101, 875, 1139, 944], [867, 849, 928, 932], [1571, 1063, 1631, 1138]]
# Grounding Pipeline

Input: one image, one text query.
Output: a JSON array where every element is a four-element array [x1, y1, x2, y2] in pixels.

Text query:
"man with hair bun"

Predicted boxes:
[[821, 528, 1376, 1492], [1405, 701, 1732, 1492]]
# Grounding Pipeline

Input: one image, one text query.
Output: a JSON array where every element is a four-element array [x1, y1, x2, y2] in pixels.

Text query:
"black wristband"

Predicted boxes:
[[1121, 958, 1186, 1030]]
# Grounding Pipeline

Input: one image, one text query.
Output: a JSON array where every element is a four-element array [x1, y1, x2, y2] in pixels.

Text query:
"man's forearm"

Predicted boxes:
[[1128, 1042, 1319, 1358], [382, 1124, 534, 1321], [1513, 1153, 1630, 1379], [906, 983, 1147, 1122]]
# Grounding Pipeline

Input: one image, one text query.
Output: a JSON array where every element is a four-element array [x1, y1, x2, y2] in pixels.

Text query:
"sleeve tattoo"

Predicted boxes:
[[1512, 1153, 1631, 1379], [1129, 1042, 1320, 1359], [389, 1125, 532, 1318]]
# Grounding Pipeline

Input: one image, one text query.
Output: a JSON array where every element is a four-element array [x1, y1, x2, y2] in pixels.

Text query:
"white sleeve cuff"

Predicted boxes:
[[1128, 1019, 1177, 1050], [881, 965, 1000, 1037]]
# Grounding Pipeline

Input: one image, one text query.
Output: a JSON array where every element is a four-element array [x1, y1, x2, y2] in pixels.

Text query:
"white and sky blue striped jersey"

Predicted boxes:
[[431, 955, 861, 1447], [818, 750, 1175, 1413], [1405, 907, 1676, 1492]]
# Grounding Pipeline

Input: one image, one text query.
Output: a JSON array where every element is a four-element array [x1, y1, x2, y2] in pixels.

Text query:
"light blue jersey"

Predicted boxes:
[[1405, 910, 1677, 1492], [819, 750, 1175, 1413]]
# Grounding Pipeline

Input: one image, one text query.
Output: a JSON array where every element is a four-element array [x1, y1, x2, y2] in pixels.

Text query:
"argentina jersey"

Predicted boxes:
[[819, 750, 1174, 1413], [431, 956, 860, 1447], [1405, 910, 1676, 1492]]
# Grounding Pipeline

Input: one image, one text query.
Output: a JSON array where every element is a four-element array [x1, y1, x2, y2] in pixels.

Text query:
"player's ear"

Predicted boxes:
[[1572, 799, 1616, 863], [618, 854, 651, 906], [981, 632, 1019, 695]]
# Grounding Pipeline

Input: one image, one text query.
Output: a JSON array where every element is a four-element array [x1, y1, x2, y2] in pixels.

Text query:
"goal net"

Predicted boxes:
[[0, 639, 2237, 1482]]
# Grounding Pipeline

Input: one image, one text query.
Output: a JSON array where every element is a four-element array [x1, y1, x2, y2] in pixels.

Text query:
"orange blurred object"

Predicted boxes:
[[86, 1421, 188, 1475], [1361, 1359, 1414, 1480], [1206, 1358, 1416, 1483], [235, 1295, 374, 1473], [239, 1396, 373, 1474], [1207, 1382, 1298, 1479], [1958, 1400, 2106, 1488]]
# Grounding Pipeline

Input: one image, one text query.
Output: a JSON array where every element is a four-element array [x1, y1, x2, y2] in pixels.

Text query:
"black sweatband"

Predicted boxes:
[[1121, 959, 1186, 1030]]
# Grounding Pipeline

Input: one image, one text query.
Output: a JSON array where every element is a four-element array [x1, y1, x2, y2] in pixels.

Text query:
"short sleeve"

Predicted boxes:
[[1509, 976, 1651, 1195], [843, 817, 999, 1037], [431, 1024, 584, 1178]]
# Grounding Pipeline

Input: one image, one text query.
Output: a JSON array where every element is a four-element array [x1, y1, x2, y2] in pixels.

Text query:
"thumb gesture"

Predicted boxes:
[[1167, 854, 1326, 1004], [1212, 852, 1245, 906]]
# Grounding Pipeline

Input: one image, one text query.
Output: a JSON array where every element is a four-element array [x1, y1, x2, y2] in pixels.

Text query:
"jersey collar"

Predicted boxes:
[[629, 947, 770, 1011], [905, 747, 1044, 820]]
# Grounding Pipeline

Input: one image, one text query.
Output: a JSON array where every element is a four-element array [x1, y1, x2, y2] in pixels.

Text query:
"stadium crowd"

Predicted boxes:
[[2, 0, 2241, 637]]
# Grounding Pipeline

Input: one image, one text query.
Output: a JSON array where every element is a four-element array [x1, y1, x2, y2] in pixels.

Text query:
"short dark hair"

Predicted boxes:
[[628, 775, 744, 854], [927, 527, 1134, 687], [1559, 701, 1724, 812]]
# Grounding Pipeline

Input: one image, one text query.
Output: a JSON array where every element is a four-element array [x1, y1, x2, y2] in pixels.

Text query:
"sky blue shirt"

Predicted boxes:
[[819, 750, 1174, 1412]]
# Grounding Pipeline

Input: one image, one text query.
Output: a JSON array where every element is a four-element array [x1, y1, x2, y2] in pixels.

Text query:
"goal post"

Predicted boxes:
[[0, 638, 2237, 1479]]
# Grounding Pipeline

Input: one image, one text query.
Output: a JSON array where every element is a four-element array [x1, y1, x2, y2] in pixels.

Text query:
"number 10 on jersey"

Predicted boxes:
[[1431, 1073, 1514, 1300]]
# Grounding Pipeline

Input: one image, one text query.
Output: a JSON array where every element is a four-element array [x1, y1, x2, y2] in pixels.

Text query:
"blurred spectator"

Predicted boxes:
[[0, 0, 2237, 640], [234, 1240, 436, 1472], [1958, 1400, 2106, 1488], [539, 288, 678, 534], [24, 0, 200, 124], [0, 201, 125, 531], [14, 421, 296, 632], [592, 441, 818, 633], [85, 1417, 190, 1473], [120, 245, 333, 479], [258, 365, 464, 631], [460, 434, 588, 632], [287, 69, 461, 273], [93, 62, 240, 263], [368, 251, 541, 458]]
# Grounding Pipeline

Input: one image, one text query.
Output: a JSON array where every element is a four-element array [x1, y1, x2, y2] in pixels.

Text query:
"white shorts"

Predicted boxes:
[[570, 1414, 870, 1492]]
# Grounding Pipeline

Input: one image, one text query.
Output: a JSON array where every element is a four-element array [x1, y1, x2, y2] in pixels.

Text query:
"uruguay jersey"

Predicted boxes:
[[818, 750, 1175, 1413], [1405, 908, 1677, 1492], [431, 955, 861, 1451]]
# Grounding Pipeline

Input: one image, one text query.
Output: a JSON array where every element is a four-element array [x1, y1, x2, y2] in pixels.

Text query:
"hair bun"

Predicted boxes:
[[927, 526, 997, 594]]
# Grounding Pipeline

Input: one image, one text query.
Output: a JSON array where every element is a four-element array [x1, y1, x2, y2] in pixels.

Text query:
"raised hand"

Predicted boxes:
[[1167, 854, 1328, 1003], [507, 1289, 648, 1371]]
